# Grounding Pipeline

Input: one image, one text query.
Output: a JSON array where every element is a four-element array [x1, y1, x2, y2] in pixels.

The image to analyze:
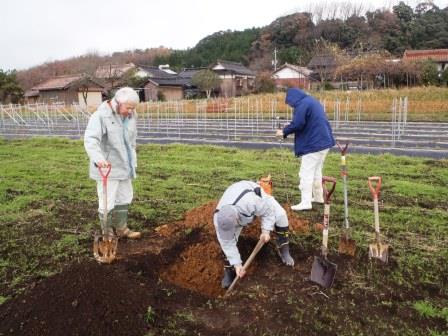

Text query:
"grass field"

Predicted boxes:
[[0, 138, 447, 335]]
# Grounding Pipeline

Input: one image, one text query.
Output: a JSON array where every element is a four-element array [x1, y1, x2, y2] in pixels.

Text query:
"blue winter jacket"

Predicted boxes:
[[283, 88, 335, 156]]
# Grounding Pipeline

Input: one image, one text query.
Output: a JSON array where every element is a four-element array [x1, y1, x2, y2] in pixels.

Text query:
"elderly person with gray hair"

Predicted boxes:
[[214, 180, 295, 289], [84, 87, 141, 239]]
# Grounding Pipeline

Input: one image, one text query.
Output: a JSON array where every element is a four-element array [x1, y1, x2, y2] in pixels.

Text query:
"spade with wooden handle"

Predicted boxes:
[[368, 176, 389, 263], [337, 142, 356, 256], [93, 164, 118, 264], [310, 176, 338, 288]]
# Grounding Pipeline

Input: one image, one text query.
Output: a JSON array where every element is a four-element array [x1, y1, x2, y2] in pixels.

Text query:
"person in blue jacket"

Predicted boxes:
[[276, 88, 335, 211]]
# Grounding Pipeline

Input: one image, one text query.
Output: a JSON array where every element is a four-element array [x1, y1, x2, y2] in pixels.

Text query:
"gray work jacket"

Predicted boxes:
[[214, 181, 287, 265], [84, 101, 137, 180]]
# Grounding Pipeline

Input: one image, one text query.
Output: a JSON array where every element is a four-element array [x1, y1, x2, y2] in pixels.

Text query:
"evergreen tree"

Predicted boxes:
[[0, 70, 23, 104]]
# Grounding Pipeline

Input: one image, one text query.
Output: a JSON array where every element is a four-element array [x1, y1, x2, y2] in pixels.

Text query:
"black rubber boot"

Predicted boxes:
[[221, 265, 236, 289], [275, 226, 295, 267]]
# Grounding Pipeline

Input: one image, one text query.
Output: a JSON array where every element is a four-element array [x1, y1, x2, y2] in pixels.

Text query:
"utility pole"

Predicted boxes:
[[272, 48, 278, 71]]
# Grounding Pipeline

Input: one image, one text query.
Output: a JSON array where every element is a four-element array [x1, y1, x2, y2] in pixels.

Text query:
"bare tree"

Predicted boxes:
[[192, 70, 222, 99]]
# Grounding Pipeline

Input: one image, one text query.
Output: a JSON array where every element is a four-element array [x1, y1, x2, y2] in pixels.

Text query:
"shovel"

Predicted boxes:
[[225, 238, 265, 296], [368, 176, 389, 263], [93, 164, 118, 264], [337, 142, 356, 256], [310, 176, 337, 288]]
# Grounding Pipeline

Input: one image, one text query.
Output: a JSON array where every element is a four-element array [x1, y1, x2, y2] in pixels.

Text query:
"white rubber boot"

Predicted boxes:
[[291, 202, 312, 211], [312, 179, 324, 203], [291, 184, 312, 210]]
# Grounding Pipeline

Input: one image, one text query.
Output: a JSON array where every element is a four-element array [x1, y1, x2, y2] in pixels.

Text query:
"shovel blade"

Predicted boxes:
[[310, 256, 337, 288], [93, 234, 118, 264], [338, 236, 356, 256], [369, 243, 389, 263]]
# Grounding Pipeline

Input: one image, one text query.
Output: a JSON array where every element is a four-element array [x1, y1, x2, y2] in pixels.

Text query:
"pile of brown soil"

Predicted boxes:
[[155, 200, 309, 298], [156, 200, 309, 238]]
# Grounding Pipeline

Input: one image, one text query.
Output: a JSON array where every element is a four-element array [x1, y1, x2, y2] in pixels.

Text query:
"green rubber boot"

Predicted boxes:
[[113, 204, 141, 239]]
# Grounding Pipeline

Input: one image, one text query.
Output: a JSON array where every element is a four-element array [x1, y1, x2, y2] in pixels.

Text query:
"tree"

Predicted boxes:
[[421, 60, 439, 85], [191, 70, 221, 99], [278, 47, 304, 65], [254, 72, 276, 93], [0, 70, 23, 104]]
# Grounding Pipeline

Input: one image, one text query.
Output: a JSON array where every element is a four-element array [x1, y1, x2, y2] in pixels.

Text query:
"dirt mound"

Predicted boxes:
[[156, 200, 218, 237], [154, 200, 310, 298], [155, 200, 309, 298], [156, 200, 309, 238], [0, 261, 153, 336]]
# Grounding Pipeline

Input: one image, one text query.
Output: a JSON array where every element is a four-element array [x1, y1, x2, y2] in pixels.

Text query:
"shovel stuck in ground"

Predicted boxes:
[[224, 238, 266, 297], [310, 176, 338, 288], [337, 142, 356, 256], [93, 164, 118, 264], [368, 176, 389, 263]]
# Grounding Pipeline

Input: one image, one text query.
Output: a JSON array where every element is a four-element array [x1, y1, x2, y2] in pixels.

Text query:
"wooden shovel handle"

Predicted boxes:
[[225, 238, 265, 296]]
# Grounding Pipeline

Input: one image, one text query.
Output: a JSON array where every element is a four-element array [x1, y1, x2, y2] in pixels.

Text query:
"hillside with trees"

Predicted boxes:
[[5, 1, 448, 96], [248, 1, 448, 69]]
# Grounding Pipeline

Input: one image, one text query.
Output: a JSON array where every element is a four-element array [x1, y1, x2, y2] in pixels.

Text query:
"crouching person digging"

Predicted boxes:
[[214, 180, 295, 289], [84, 87, 142, 253]]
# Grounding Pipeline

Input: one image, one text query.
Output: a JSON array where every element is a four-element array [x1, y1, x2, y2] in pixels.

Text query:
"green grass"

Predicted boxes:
[[0, 138, 447, 313]]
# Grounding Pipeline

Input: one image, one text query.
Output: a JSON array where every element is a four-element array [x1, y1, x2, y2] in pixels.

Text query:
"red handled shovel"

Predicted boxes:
[[368, 176, 389, 263], [93, 164, 118, 264], [337, 142, 356, 256]]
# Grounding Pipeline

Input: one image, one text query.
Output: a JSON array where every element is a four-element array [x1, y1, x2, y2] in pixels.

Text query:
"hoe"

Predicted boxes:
[[93, 165, 118, 264]]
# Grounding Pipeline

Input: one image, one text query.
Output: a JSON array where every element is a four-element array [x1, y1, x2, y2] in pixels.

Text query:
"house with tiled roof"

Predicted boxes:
[[307, 55, 339, 82], [211, 60, 256, 97], [178, 67, 207, 79], [144, 76, 196, 101], [28, 74, 105, 107], [271, 63, 316, 90], [403, 49, 448, 72], [136, 64, 178, 78]]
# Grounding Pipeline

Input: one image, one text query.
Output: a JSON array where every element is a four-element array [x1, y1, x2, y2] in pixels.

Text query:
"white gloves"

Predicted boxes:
[[260, 229, 271, 243], [275, 129, 283, 139], [234, 264, 246, 278]]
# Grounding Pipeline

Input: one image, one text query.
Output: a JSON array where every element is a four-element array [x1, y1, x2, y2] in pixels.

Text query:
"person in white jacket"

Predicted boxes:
[[84, 87, 141, 239], [214, 180, 295, 289]]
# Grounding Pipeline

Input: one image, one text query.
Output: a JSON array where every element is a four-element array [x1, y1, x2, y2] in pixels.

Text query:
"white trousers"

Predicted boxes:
[[298, 148, 329, 204], [96, 179, 133, 214]]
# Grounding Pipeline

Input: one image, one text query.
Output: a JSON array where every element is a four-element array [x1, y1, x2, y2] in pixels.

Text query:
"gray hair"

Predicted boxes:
[[114, 87, 139, 104]]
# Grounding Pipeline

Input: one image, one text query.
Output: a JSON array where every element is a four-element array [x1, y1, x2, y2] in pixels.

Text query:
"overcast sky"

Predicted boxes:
[[2, 0, 448, 71]]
